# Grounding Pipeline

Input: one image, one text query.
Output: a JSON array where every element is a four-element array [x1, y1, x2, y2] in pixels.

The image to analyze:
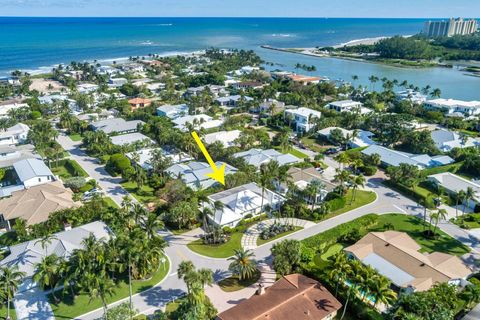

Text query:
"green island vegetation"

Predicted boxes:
[[319, 33, 480, 67]]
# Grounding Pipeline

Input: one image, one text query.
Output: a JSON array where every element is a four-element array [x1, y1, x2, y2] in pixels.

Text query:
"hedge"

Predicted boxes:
[[383, 180, 435, 208], [55, 159, 88, 177], [326, 197, 347, 211]]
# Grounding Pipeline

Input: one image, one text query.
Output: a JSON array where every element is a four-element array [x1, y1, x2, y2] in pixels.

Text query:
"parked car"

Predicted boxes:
[[82, 188, 103, 200], [325, 147, 340, 155]]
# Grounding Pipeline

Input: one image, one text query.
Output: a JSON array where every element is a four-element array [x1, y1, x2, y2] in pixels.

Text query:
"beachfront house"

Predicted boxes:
[[424, 99, 480, 117], [396, 89, 427, 104], [284, 107, 321, 133], [205, 182, 284, 227]]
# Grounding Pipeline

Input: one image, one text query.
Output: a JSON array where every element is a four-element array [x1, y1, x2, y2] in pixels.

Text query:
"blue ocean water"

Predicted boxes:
[[0, 17, 479, 99]]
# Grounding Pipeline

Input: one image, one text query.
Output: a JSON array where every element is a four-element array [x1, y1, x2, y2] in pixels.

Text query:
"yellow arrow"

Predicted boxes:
[[191, 131, 225, 185]]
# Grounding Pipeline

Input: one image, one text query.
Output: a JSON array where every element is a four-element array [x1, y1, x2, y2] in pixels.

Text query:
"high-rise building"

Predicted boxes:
[[423, 18, 478, 38]]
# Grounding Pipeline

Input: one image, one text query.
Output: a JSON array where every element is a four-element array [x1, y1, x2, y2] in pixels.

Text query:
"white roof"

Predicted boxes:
[[13, 158, 53, 182], [172, 114, 223, 132], [233, 148, 302, 168], [363, 253, 415, 288], [126, 148, 192, 170], [0, 123, 29, 139], [428, 172, 480, 201], [362, 145, 454, 168], [285, 107, 321, 119], [431, 129, 479, 151], [328, 100, 363, 107], [110, 132, 154, 146], [426, 99, 480, 108], [204, 130, 241, 147], [166, 161, 237, 190]]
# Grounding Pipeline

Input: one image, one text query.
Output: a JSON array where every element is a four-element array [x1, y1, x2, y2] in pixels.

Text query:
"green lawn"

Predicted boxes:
[[256, 227, 302, 246], [120, 181, 156, 203], [288, 148, 309, 159], [49, 259, 170, 319], [0, 305, 16, 320], [218, 271, 261, 292], [68, 134, 83, 142], [103, 197, 119, 209], [324, 190, 376, 219], [452, 213, 480, 229], [314, 243, 344, 268], [51, 159, 89, 179], [187, 232, 243, 258], [300, 137, 327, 153], [303, 213, 470, 257]]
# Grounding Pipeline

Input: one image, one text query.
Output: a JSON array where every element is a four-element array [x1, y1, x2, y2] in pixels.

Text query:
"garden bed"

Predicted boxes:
[[218, 270, 261, 292], [187, 232, 243, 258], [257, 226, 302, 246]]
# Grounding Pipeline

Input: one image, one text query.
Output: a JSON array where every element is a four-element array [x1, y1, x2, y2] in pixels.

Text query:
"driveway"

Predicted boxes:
[[56, 134, 136, 206], [14, 287, 55, 320]]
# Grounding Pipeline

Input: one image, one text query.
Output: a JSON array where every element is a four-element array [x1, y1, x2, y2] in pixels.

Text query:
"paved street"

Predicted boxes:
[[48, 146, 478, 319], [56, 134, 136, 206]]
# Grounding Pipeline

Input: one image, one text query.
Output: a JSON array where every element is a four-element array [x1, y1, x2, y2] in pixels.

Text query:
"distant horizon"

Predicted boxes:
[[1, 16, 479, 19]]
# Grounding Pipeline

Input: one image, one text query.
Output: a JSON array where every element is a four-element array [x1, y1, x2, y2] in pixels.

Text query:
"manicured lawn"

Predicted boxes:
[[187, 232, 243, 258], [314, 243, 344, 268], [68, 134, 83, 142], [0, 305, 16, 320], [49, 259, 170, 319], [453, 213, 480, 229], [51, 159, 89, 179], [218, 271, 261, 292], [423, 162, 463, 176], [300, 136, 327, 153], [324, 190, 376, 219], [120, 181, 156, 203], [287, 148, 309, 159], [103, 197, 119, 209], [256, 226, 302, 246], [303, 213, 469, 257]]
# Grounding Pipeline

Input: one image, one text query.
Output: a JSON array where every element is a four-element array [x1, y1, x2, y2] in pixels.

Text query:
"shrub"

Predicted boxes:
[[106, 153, 132, 176], [474, 204, 480, 213], [260, 223, 295, 240], [326, 197, 346, 212], [64, 159, 88, 177], [360, 165, 377, 176], [63, 176, 86, 191]]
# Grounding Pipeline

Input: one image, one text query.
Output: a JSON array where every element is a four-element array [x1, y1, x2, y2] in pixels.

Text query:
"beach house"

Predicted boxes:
[[284, 107, 321, 133], [424, 99, 480, 116], [233, 148, 302, 169], [156, 104, 189, 119]]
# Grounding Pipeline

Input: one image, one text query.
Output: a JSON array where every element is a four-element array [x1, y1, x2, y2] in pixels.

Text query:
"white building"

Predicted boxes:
[[431, 129, 479, 152], [0, 101, 29, 118], [396, 90, 428, 104], [156, 104, 189, 119], [126, 148, 193, 171], [284, 107, 321, 133], [172, 114, 223, 132], [327, 100, 370, 114], [233, 148, 302, 169], [77, 83, 99, 94], [206, 182, 284, 227], [13, 158, 55, 189], [166, 161, 237, 190], [110, 132, 155, 147], [203, 130, 241, 147], [0, 123, 30, 146], [215, 95, 254, 109], [424, 99, 480, 116], [317, 127, 376, 148]]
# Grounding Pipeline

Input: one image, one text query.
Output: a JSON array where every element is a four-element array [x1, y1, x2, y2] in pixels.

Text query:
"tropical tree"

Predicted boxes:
[[33, 254, 61, 301], [461, 284, 480, 309], [227, 248, 258, 281], [0, 265, 26, 320], [304, 179, 325, 211], [350, 174, 366, 204], [271, 239, 301, 275], [328, 253, 352, 296], [369, 275, 397, 308], [35, 234, 59, 257]]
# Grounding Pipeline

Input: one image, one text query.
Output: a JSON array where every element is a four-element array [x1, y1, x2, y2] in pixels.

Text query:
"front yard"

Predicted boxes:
[[49, 258, 170, 319], [323, 190, 377, 219], [51, 159, 89, 179], [120, 181, 157, 203], [187, 232, 243, 258], [218, 270, 261, 292]]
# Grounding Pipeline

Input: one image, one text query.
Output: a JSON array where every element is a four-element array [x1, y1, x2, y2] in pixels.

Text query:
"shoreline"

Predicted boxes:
[[0, 49, 206, 77]]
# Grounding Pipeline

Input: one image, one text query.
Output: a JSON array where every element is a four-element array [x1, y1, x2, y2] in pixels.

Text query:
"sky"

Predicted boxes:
[[1, 0, 479, 18]]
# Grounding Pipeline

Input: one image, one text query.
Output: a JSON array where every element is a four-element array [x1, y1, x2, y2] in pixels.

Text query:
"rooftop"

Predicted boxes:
[[13, 158, 53, 182], [110, 132, 154, 147], [91, 118, 144, 134], [233, 148, 302, 168], [217, 274, 342, 320]]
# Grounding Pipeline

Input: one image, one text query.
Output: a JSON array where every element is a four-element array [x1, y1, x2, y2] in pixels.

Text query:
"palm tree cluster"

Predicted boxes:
[[0, 265, 26, 320], [228, 248, 258, 281], [328, 253, 396, 319], [174, 261, 217, 319], [29, 201, 166, 319]]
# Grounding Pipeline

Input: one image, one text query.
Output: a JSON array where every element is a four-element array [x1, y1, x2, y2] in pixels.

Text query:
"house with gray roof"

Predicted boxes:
[[90, 118, 144, 135], [13, 158, 55, 189], [156, 104, 189, 119], [166, 161, 237, 190], [233, 148, 302, 169], [206, 182, 284, 227], [0, 144, 40, 169], [215, 95, 253, 109], [110, 132, 155, 147], [0, 123, 30, 146], [431, 129, 479, 152], [0, 221, 111, 291], [361, 145, 454, 169], [428, 172, 480, 209]]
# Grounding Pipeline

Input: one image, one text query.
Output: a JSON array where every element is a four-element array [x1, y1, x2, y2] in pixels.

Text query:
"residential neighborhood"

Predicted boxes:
[[0, 45, 479, 320]]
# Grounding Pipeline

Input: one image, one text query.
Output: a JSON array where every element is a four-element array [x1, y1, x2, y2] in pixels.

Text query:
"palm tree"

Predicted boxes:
[[431, 88, 441, 98], [131, 203, 148, 225], [461, 284, 480, 309], [0, 265, 26, 320], [305, 179, 325, 211], [368, 75, 379, 91], [33, 254, 61, 301], [463, 187, 475, 219], [328, 253, 352, 296], [432, 209, 447, 236], [142, 213, 164, 240], [259, 163, 273, 212], [458, 189, 467, 221], [227, 248, 258, 281], [35, 234, 58, 257], [350, 174, 366, 204], [334, 169, 351, 195], [87, 274, 116, 320], [370, 276, 396, 308]]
